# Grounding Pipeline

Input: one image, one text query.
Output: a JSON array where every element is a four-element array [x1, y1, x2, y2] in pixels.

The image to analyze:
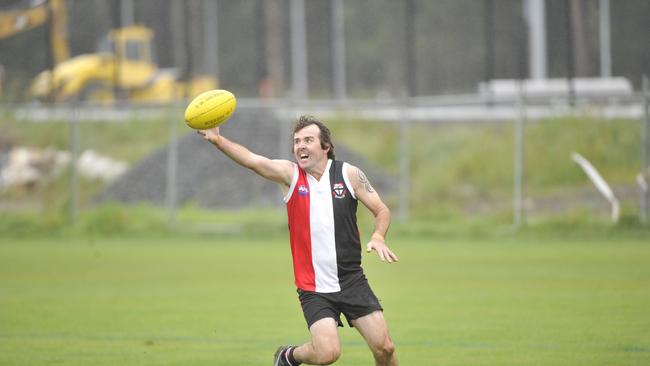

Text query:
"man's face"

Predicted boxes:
[[293, 124, 329, 171]]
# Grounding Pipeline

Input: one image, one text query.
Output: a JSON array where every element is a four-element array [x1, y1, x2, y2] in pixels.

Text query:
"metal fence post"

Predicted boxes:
[[280, 99, 294, 161], [514, 81, 526, 227], [166, 105, 179, 227], [641, 76, 649, 222], [68, 103, 79, 224], [398, 96, 411, 221]]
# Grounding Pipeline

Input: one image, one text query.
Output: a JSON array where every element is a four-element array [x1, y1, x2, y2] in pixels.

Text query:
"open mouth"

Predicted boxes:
[[299, 153, 309, 162]]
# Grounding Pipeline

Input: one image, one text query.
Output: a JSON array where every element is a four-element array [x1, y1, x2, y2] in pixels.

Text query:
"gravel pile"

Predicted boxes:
[[97, 108, 394, 209]]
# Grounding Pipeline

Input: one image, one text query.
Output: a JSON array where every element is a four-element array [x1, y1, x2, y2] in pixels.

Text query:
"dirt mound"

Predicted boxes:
[[97, 108, 394, 208]]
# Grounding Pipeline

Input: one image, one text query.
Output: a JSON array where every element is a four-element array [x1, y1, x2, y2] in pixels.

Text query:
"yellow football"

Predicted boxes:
[[184, 89, 237, 130]]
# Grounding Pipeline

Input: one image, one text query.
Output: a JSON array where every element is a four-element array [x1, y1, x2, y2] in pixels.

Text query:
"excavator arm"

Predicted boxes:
[[0, 0, 69, 64], [0, 4, 48, 39]]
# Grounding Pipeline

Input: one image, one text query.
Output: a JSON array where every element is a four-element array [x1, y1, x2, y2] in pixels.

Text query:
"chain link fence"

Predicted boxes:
[[1, 88, 648, 230]]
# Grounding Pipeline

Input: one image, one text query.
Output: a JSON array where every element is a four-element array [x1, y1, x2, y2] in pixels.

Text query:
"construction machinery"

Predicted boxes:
[[30, 24, 216, 103], [2, 1, 216, 104], [0, 0, 69, 65]]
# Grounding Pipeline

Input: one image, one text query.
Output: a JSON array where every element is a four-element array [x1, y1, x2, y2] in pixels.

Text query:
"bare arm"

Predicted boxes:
[[198, 127, 294, 189], [348, 164, 398, 263]]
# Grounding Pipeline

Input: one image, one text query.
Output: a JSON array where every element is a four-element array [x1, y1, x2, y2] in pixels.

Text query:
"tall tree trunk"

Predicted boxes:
[[570, 0, 589, 76], [170, 0, 187, 82], [262, 0, 285, 98], [188, 0, 203, 76]]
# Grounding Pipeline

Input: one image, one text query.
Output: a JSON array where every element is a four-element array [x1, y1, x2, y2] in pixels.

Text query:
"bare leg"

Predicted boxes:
[[350, 311, 398, 366], [293, 317, 341, 365]]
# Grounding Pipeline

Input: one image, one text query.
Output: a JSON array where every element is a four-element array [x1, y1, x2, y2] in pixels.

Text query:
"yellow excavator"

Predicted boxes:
[[0, 0, 69, 64], [29, 25, 216, 103], [1, 0, 216, 104]]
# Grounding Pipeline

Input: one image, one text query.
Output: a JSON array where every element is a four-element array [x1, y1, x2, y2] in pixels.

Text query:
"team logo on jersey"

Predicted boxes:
[[332, 182, 346, 199], [298, 185, 309, 196]]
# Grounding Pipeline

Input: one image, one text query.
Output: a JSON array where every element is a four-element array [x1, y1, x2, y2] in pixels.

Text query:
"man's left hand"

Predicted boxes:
[[366, 238, 399, 263]]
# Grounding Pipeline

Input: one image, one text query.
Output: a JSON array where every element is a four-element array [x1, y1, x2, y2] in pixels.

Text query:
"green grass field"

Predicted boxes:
[[1, 234, 649, 365]]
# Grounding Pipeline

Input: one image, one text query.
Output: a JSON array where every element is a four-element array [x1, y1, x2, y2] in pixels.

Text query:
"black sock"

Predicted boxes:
[[286, 346, 301, 366]]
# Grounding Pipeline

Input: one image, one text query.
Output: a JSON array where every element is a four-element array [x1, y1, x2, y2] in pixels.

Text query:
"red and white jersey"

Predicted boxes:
[[284, 159, 363, 293]]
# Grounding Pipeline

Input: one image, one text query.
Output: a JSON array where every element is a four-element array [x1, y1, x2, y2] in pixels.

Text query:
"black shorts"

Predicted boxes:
[[297, 276, 383, 329]]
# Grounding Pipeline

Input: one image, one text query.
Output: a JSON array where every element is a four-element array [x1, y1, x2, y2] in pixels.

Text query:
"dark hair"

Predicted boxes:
[[293, 115, 335, 160]]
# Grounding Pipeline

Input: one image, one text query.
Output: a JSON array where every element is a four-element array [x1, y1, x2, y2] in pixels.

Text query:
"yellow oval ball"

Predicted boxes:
[[184, 89, 237, 130]]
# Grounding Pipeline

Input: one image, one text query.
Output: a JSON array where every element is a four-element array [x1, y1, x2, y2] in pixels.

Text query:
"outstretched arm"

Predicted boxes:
[[348, 164, 399, 263], [198, 127, 294, 189]]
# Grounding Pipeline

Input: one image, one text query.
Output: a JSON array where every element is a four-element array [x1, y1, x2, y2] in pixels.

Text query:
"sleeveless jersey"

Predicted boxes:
[[284, 159, 363, 293]]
